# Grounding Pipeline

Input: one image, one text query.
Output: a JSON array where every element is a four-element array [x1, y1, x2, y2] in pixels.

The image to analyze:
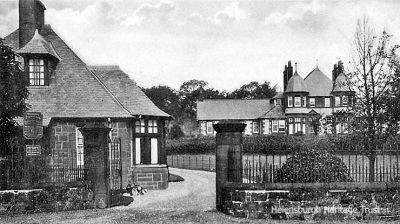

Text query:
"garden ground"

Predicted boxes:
[[1, 168, 400, 224]]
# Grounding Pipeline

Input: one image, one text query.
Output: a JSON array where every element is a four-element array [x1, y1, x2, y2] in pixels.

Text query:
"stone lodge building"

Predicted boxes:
[[3, 0, 171, 190], [197, 61, 354, 136]]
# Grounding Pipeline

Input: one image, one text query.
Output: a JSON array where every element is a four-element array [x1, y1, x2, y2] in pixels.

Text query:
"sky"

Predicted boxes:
[[1, 0, 400, 92]]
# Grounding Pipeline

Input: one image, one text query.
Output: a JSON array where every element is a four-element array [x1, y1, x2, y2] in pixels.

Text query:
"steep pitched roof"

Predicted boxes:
[[260, 105, 286, 119], [304, 67, 332, 96], [4, 25, 169, 125], [285, 71, 308, 93], [332, 72, 352, 92], [89, 66, 170, 118], [16, 29, 60, 60], [272, 92, 284, 99], [197, 99, 272, 121]]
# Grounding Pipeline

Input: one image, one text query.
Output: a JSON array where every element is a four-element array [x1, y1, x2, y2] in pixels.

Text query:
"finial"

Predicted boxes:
[[295, 62, 298, 73], [316, 59, 318, 68]]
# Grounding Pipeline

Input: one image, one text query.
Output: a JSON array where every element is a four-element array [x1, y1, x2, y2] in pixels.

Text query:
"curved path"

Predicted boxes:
[[113, 168, 216, 212]]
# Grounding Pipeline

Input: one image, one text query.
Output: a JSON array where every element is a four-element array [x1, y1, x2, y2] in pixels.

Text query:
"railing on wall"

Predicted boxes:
[[5, 145, 89, 189], [239, 143, 400, 184]]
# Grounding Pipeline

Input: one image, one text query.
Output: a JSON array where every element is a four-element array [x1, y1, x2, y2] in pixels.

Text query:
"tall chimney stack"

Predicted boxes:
[[19, 0, 46, 48], [283, 61, 293, 92]]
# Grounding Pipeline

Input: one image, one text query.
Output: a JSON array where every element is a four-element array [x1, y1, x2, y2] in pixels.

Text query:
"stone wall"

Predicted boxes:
[[110, 121, 131, 187], [51, 122, 77, 169], [129, 165, 168, 190]]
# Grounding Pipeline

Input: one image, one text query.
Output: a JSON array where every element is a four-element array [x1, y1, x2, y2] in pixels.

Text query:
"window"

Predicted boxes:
[[29, 59, 45, 86], [76, 128, 84, 166], [335, 96, 341, 107], [302, 96, 306, 107], [278, 120, 285, 131], [325, 98, 330, 107], [294, 97, 301, 107], [133, 118, 161, 165], [148, 120, 158, 133], [288, 96, 293, 107], [310, 98, 315, 107], [135, 119, 145, 133], [276, 99, 281, 106], [252, 121, 259, 133], [342, 96, 348, 106], [272, 120, 278, 132], [207, 122, 214, 134]]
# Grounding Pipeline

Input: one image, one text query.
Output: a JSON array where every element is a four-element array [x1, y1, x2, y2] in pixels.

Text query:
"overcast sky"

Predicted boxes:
[[1, 0, 400, 91]]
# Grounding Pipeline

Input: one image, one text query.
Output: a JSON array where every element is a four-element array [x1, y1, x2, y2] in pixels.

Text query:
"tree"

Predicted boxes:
[[228, 81, 277, 99], [348, 18, 399, 181], [142, 85, 180, 118], [0, 39, 29, 157]]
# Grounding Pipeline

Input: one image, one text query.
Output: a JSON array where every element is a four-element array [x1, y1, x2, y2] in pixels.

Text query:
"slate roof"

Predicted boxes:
[[272, 92, 284, 99], [197, 99, 272, 121], [16, 29, 60, 60], [304, 67, 332, 96], [89, 66, 169, 117], [4, 25, 170, 125], [260, 106, 286, 119], [285, 71, 308, 93], [332, 72, 352, 92]]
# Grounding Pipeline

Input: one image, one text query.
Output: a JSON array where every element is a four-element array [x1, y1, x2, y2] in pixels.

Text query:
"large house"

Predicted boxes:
[[3, 0, 171, 190], [197, 61, 354, 135]]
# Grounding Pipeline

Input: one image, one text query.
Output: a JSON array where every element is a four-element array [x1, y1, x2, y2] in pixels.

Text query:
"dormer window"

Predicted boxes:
[[276, 99, 281, 106], [29, 59, 45, 86]]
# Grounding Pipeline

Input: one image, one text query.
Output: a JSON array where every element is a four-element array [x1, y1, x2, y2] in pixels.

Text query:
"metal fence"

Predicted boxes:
[[240, 143, 400, 184], [167, 154, 215, 171]]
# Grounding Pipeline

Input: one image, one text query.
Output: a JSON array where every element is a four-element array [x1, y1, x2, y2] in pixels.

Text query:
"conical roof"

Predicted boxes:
[[285, 71, 308, 93], [332, 72, 352, 92], [304, 67, 332, 96], [16, 29, 60, 60]]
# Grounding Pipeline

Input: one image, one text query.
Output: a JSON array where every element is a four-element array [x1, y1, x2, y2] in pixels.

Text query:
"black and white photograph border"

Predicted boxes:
[[1, 0, 400, 223]]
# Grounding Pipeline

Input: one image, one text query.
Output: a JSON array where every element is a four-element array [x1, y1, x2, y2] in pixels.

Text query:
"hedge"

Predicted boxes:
[[166, 134, 400, 155]]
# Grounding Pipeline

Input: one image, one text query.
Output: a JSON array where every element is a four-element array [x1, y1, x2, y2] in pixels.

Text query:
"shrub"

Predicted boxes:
[[166, 136, 215, 155], [169, 124, 184, 139], [274, 148, 352, 183]]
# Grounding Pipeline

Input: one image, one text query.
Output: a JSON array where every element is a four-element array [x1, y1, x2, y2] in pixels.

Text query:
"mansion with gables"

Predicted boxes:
[[197, 61, 354, 136]]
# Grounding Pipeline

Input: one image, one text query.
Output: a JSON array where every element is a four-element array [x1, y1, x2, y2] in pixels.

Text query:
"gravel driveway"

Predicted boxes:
[[114, 168, 216, 212]]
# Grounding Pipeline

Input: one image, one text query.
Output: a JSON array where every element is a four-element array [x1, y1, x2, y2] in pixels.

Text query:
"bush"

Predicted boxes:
[[169, 124, 184, 139], [274, 148, 352, 183]]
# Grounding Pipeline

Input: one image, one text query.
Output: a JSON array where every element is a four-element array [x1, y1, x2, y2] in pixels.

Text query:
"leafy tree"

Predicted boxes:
[[228, 81, 277, 99], [347, 18, 399, 181], [0, 39, 29, 157], [142, 85, 180, 118], [178, 79, 224, 120], [169, 124, 184, 139]]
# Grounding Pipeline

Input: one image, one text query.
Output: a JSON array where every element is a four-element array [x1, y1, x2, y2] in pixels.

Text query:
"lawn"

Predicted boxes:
[[2, 208, 400, 224]]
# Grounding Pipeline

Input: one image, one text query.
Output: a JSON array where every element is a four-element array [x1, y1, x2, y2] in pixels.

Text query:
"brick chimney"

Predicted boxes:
[[332, 60, 344, 84], [19, 0, 46, 48], [283, 61, 293, 92]]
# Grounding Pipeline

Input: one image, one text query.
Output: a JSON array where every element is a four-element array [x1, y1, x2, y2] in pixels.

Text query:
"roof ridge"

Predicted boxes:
[[199, 98, 271, 101], [85, 66, 132, 116]]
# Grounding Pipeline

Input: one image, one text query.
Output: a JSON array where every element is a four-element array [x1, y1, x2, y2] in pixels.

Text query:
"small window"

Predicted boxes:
[[252, 121, 259, 133], [302, 96, 306, 107], [135, 119, 146, 133], [288, 96, 293, 107], [325, 98, 330, 107], [342, 96, 348, 106], [148, 120, 158, 133], [294, 97, 301, 107], [29, 59, 45, 86], [272, 120, 278, 132], [335, 96, 341, 107], [276, 99, 281, 106], [278, 120, 285, 131], [76, 128, 84, 166], [310, 98, 315, 107], [207, 122, 214, 134], [295, 118, 302, 123]]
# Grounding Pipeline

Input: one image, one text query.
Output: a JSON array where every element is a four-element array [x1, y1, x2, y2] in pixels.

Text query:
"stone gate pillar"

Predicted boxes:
[[214, 121, 246, 211], [79, 123, 111, 208]]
